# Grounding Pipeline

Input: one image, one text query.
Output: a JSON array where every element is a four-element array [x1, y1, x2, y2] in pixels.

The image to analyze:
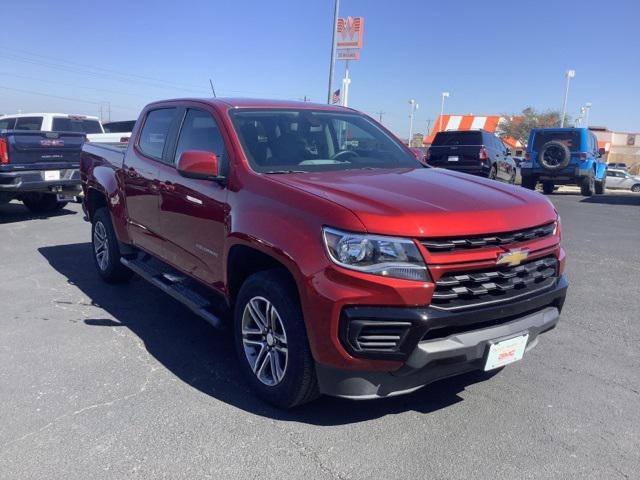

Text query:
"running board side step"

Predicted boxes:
[[120, 257, 223, 329]]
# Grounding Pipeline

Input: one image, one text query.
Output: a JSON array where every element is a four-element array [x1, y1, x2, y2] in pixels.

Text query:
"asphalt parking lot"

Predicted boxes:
[[1, 192, 639, 480]]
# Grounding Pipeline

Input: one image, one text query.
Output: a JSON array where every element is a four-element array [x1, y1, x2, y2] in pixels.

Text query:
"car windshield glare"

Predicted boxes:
[[229, 109, 421, 173]]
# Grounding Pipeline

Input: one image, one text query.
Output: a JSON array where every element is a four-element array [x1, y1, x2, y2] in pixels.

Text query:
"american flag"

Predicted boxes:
[[331, 89, 341, 104]]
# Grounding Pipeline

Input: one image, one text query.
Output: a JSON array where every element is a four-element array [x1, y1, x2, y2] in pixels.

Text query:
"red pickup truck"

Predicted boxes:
[[80, 98, 567, 408]]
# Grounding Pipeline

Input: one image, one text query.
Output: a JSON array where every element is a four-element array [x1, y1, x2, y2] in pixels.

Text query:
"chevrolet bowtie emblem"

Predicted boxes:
[[496, 249, 529, 267]]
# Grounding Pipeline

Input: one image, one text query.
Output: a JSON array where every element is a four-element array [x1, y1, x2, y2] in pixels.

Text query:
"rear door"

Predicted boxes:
[[124, 107, 180, 258], [606, 170, 624, 188], [156, 106, 229, 288]]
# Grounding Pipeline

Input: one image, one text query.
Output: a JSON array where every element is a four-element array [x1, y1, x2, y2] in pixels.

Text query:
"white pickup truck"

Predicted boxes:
[[0, 113, 131, 145]]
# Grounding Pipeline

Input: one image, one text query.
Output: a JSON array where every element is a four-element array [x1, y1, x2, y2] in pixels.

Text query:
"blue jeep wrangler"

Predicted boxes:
[[520, 128, 607, 196]]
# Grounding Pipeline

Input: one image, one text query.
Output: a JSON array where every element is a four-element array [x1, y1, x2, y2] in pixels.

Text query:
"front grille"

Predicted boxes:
[[421, 222, 555, 252], [432, 256, 558, 311]]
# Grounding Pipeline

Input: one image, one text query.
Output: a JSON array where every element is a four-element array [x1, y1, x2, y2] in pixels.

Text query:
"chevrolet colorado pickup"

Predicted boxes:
[[0, 129, 85, 212], [80, 98, 567, 408]]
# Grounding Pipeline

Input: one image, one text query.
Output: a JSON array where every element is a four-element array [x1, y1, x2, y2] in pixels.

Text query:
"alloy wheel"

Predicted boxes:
[[93, 221, 109, 271], [241, 296, 288, 386]]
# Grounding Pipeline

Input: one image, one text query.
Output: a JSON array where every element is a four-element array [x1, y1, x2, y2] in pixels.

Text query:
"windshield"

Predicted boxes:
[[229, 109, 421, 173], [52, 117, 102, 134]]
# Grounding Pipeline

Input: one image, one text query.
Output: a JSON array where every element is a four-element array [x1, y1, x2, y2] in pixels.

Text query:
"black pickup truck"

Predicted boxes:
[[0, 130, 85, 212]]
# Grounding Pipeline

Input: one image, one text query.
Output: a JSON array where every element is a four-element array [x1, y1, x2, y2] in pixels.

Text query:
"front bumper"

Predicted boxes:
[[0, 168, 81, 194], [316, 275, 567, 399]]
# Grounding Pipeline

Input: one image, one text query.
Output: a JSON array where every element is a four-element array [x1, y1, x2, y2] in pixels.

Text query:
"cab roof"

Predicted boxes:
[[147, 97, 355, 112]]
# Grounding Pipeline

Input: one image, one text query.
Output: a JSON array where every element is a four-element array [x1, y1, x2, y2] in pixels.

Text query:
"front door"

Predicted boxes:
[[123, 107, 179, 257], [157, 107, 229, 290]]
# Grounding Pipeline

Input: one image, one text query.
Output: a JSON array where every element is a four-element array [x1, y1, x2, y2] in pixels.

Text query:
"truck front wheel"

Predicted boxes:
[[234, 269, 319, 409], [91, 208, 133, 283], [22, 193, 66, 213], [580, 176, 595, 196], [595, 176, 606, 194]]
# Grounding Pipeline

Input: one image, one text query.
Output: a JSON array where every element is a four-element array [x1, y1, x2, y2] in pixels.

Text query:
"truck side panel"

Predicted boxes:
[[80, 143, 131, 243]]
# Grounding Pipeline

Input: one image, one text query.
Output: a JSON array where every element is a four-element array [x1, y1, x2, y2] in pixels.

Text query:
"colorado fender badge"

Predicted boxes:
[[496, 249, 529, 267]]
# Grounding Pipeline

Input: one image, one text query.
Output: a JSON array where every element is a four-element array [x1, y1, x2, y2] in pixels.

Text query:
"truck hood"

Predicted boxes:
[[269, 168, 557, 237]]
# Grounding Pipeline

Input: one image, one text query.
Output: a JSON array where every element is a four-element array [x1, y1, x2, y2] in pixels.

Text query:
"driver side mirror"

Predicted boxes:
[[598, 147, 606, 157], [177, 150, 223, 181], [409, 147, 428, 164]]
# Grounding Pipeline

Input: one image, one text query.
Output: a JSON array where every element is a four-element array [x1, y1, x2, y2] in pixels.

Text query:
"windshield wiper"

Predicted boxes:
[[265, 170, 307, 174]]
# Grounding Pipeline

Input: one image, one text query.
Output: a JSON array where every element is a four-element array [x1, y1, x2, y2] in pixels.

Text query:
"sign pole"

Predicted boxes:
[[341, 60, 351, 107], [327, 0, 340, 104]]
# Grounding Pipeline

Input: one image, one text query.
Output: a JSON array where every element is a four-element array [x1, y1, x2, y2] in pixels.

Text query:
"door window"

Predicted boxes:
[[138, 108, 178, 160], [0, 118, 16, 130], [15, 117, 43, 131], [174, 109, 226, 165]]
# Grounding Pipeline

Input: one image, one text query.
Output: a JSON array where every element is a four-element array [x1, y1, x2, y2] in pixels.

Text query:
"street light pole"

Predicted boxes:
[[439, 92, 450, 132], [584, 102, 592, 127], [560, 69, 575, 128], [408, 99, 419, 146], [327, 0, 340, 104]]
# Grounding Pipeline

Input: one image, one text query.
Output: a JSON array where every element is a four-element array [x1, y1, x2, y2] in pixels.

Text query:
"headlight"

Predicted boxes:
[[322, 227, 430, 281]]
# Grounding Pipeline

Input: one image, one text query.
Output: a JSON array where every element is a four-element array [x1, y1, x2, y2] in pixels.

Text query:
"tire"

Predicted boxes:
[[542, 181, 555, 194], [234, 269, 319, 409], [631, 184, 640, 193], [580, 175, 595, 196], [595, 175, 606, 194], [22, 193, 66, 213], [538, 141, 571, 171], [488, 165, 498, 180], [521, 176, 537, 190], [509, 171, 516, 184], [91, 208, 133, 284]]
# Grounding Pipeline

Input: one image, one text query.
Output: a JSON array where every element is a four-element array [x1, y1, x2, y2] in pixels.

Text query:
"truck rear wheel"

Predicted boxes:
[[542, 181, 555, 194], [22, 193, 66, 213], [92, 208, 133, 283], [580, 176, 595, 196], [521, 176, 537, 190], [234, 269, 319, 409]]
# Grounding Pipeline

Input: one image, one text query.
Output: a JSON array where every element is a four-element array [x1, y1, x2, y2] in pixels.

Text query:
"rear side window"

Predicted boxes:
[[174, 109, 226, 164], [533, 131, 581, 152], [0, 118, 16, 131], [432, 131, 482, 146], [138, 108, 178, 160], [52, 117, 102, 134], [15, 117, 43, 131]]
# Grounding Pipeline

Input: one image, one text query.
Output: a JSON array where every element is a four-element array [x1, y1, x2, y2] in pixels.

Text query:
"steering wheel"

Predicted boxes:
[[331, 150, 359, 161]]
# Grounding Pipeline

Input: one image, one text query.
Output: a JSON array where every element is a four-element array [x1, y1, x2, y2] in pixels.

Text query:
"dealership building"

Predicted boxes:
[[590, 127, 640, 173]]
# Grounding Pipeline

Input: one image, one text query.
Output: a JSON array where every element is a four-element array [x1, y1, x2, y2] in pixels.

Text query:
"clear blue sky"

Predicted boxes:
[[1, 0, 638, 136]]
